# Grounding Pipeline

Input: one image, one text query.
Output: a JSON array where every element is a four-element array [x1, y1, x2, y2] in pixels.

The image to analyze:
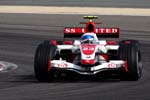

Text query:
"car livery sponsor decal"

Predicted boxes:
[[108, 63, 118, 68], [81, 44, 96, 55], [57, 63, 68, 68]]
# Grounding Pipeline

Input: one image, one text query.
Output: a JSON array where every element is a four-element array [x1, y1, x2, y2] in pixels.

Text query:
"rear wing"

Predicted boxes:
[[64, 27, 120, 38]]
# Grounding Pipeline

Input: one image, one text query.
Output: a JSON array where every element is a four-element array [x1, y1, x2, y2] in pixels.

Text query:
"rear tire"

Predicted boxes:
[[118, 40, 142, 81], [34, 41, 57, 82]]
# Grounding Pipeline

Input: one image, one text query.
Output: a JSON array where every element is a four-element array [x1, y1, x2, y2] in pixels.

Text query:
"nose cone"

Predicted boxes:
[[80, 44, 96, 65], [81, 59, 95, 65]]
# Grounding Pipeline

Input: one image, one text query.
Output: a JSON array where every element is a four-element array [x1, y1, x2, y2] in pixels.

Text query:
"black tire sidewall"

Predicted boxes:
[[119, 40, 142, 80], [34, 41, 56, 82]]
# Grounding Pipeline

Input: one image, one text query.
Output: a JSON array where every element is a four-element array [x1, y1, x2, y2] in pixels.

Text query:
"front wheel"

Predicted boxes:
[[118, 40, 142, 81], [34, 41, 57, 82]]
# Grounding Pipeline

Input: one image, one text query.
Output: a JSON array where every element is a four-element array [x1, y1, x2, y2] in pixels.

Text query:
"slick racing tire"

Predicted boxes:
[[34, 41, 57, 82], [119, 40, 142, 81]]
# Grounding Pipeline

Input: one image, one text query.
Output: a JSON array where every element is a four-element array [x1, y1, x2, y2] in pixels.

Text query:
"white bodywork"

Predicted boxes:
[[57, 40, 119, 53], [50, 39, 125, 75], [51, 60, 124, 75]]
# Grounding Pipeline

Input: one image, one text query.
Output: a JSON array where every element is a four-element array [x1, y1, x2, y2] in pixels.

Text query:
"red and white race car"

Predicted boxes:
[[34, 16, 142, 82]]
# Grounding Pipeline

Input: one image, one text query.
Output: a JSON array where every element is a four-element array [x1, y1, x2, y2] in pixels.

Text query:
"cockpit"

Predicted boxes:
[[81, 33, 98, 44]]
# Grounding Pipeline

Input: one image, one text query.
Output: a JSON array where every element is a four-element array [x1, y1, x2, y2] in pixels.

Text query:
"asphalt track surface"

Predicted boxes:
[[0, 0, 150, 8], [0, 14, 149, 100]]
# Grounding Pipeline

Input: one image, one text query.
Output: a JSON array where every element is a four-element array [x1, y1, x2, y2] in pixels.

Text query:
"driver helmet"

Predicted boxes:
[[81, 33, 97, 44]]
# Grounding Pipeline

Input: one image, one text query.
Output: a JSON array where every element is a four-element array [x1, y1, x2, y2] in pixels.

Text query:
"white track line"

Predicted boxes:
[[0, 6, 150, 16]]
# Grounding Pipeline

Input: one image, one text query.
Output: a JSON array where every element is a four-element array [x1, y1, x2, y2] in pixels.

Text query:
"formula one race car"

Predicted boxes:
[[34, 16, 142, 82]]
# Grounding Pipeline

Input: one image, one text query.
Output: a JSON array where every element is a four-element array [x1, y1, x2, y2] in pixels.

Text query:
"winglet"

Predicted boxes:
[[83, 16, 98, 22]]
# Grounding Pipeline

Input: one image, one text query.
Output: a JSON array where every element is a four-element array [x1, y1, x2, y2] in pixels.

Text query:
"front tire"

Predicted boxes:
[[34, 41, 57, 82], [119, 40, 142, 81]]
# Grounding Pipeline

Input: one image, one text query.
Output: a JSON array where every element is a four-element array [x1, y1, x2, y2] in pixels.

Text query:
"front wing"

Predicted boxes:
[[50, 60, 125, 75]]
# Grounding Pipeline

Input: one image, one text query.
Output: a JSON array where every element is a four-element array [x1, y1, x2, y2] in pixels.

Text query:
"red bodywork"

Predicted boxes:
[[80, 44, 96, 65], [81, 60, 95, 65], [64, 20, 119, 38], [85, 21, 96, 32]]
